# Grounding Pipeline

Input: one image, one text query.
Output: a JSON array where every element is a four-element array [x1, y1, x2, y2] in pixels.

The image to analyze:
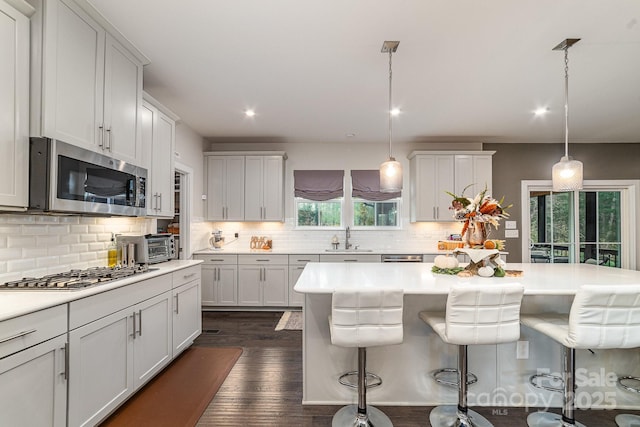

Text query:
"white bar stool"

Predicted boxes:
[[615, 370, 640, 425], [329, 288, 404, 427], [521, 284, 640, 427], [419, 282, 525, 427]]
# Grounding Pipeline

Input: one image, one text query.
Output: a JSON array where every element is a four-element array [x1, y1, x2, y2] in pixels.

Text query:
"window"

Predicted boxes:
[[353, 199, 399, 227], [294, 170, 344, 228], [351, 170, 400, 228], [296, 199, 342, 227], [523, 180, 637, 269]]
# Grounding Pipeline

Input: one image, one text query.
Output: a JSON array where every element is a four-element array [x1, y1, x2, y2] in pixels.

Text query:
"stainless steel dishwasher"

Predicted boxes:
[[381, 254, 424, 263]]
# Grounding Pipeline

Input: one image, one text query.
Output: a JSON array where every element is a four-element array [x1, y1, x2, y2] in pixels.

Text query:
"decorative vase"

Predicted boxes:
[[465, 222, 488, 247]]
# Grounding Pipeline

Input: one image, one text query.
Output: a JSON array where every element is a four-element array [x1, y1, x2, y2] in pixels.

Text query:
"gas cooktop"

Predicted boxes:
[[1, 264, 151, 290]]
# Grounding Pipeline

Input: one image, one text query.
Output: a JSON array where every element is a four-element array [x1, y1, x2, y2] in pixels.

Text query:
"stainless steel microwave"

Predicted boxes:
[[29, 137, 147, 216]]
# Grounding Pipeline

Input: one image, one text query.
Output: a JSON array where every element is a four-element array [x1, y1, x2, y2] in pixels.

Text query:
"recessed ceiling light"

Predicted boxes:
[[390, 108, 401, 116], [534, 107, 549, 116], [245, 109, 256, 117]]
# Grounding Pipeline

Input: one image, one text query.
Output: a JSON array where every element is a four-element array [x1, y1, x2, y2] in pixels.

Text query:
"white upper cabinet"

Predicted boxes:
[[0, 0, 32, 210], [205, 155, 245, 221], [29, 0, 146, 165], [142, 93, 179, 218], [409, 151, 494, 222], [245, 155, 285, 221]]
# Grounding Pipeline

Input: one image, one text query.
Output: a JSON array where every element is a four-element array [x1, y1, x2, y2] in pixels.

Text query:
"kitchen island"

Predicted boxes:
[[294, 262, 640, 409]]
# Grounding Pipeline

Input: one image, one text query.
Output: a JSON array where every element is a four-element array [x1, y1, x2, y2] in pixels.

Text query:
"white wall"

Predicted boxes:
[[199, 140, 481, 252]]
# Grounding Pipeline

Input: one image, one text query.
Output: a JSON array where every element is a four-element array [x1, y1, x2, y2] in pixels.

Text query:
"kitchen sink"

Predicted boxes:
[[324, 249, 373, 252]]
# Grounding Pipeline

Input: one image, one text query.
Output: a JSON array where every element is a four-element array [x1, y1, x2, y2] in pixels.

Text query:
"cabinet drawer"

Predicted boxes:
[[70, 274, 172, 330], [288, 254, 320, 265], [0, 304, 67, 359], [173, 265, 202, 288], [238, 254, 288, 265], [319, 254, 381, 263], [193, 254, 237, 265]]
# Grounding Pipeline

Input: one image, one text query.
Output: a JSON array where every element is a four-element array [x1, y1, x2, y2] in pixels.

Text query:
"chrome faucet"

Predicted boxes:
[[345, 226, 352, 250]]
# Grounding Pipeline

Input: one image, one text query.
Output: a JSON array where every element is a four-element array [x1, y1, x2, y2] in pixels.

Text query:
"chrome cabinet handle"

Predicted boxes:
[[138, 310, 142, 337], [62, 342, 69, 380], [98, 124, 104, 148], [183, 273, 196, 280], [175, 294, 179, 314], [158, 193, 162, 211], [436, 206, 439, 218], [0, 328, 36, 344], [105, 127, 112, 151], [131, 313, 136, 339]]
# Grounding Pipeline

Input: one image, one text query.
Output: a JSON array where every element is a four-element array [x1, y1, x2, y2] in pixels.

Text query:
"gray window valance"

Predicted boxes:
[[351, 170, 401, 201], [294, 170, 344, 201]]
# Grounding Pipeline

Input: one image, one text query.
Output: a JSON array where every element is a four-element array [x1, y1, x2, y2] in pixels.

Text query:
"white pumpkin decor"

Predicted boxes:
[[434, 255, 459, 269], [478, 266, 495, 277]]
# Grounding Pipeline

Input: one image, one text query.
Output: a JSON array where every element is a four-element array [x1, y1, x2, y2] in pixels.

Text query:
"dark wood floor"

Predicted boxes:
[[193, 311, 640, 426]]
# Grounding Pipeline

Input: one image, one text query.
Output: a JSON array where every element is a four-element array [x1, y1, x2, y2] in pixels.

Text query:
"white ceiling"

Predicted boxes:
[[87, 0, 640, 146]]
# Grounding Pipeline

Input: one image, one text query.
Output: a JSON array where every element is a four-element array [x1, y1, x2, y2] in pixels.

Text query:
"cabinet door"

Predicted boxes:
[[288, 265, 305, 306], [173, 280, 202, 357], [42, 0, 105, 150], [206, 156, 245, 221], [103, 34, 143, 165], [0, 0, 28, 208], [454, 154, 493, 198], [218, 265, 238, 305], [144, 102, 175, 217], [263, 265, 288, 306], [205, 156, 226, 221], [133, 292, 172, 389], [411, 155, 436, 221], [68, 309, 133, 427], [0, 334, 67, 427], [262, 156, 284, 221], [238, 265, 262, 305], [434, 155, 455, 220], [200, 265, 217, 305], [244, 156, 263, 220]]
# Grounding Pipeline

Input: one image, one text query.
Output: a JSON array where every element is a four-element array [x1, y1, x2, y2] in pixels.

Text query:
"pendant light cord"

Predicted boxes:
[[564, 46, 569, 158], [388, 49, 393, 160]]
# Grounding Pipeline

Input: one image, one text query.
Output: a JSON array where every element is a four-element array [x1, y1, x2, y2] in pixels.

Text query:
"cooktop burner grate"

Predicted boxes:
[[1, 264, 150, 290]]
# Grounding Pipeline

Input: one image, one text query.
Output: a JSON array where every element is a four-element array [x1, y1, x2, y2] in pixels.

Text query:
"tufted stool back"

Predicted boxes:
[[566, 284, 640, 349], [444, 283, 524, 345], [330, 289, 403, 348]]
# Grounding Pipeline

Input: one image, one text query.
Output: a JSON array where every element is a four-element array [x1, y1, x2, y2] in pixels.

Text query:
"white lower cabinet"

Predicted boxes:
[[0, 334, 67, 427], [238, 254, 288, 306], [288, 254, 319, 307], [172, 267, 202, 357], [0, 304, 67, 427], [67, 272, 178, 426], [194, 254, 237, 306]]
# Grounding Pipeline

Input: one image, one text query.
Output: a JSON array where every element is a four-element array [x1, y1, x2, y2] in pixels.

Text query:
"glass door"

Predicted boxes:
[[528, 187, 624, 267]]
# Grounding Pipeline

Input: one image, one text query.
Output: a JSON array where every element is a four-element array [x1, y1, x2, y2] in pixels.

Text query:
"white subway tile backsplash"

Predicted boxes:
[[8, 258, 38, 273], [70, 243, 90, 253], [47, 225, 70, 235], [5, 215, 36, 225], [0, 247, 22, 261], [70, 225, 89, 234], [36, 256, 61, 269], [7, 236, 37, 248], [58, 253, 80, 265], [79, 234, 97, 243], [22, 247, 49, 259], [88, 242, 104, 252], [79, 251, 98, 262], [35, 215, 60, 224], [88, 225, 104, 234], [60, 234, 80, 245]]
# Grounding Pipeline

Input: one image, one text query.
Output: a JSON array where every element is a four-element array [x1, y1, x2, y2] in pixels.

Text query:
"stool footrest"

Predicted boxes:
[[617, 376, 640, 394], [529, 373, 564, 393], [338, 371, 382, 390], [433, 368, 478, 388]]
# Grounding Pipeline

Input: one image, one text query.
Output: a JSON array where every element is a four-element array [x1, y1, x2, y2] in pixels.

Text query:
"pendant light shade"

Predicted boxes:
[[379, 41, 402, 193], [551, 38, 583, 192]]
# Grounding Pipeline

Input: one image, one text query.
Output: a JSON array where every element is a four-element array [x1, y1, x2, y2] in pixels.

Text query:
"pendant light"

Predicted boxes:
[[552, 38, 583, 191], [379, 40, 402, 192]]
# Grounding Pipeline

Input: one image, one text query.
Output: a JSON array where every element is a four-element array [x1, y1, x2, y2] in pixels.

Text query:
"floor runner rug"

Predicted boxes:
[[100, 346, 243, 427]]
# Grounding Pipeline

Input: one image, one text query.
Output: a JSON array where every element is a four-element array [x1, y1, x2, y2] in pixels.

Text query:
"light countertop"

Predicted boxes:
[[294, 262, 640, 296], [0, 260, 202, 322]]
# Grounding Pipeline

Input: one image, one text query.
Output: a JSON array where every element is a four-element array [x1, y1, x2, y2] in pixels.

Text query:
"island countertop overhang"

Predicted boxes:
[[294, 262, 640, 296]]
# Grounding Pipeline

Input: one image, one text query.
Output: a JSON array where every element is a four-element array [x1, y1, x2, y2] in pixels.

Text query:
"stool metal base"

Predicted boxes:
[[429, 405, 493, 427], [332, 404, 393, 427], [616, 414, 640, 427], [339, 371, 383, 389], [526, 411, 586, 427]]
